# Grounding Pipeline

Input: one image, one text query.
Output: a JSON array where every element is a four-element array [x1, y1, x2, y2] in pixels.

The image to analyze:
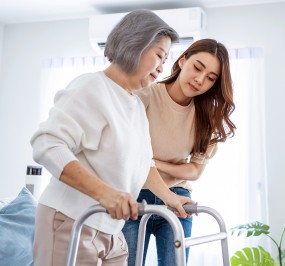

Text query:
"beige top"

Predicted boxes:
[[135, 83, 217, 191]]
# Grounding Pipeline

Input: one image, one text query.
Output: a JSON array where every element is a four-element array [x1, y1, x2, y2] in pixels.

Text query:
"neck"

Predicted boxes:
[[165, 83, 192, 106], [104, 64, 138, 93]]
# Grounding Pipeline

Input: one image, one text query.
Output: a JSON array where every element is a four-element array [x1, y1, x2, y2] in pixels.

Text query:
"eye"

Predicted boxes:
[[194, 65, 201, 71], [208, 76, 216, 82], [157, 54, 163, 59]]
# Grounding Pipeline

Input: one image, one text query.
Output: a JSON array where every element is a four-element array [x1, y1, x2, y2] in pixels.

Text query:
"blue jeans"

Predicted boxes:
[[122, 187, 192, 266]]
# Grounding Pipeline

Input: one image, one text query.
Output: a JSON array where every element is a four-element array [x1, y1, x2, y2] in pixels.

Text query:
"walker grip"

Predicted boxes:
[[167, 202, 198, 216]]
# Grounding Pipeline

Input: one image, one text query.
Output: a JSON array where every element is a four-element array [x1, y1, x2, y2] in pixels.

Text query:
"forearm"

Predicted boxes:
[[144, 167, 195, 218], [155, 160, 206, 181], [143, 167, 173, 204], [60, 160, 110, 201], [60, 160, 139, 220]]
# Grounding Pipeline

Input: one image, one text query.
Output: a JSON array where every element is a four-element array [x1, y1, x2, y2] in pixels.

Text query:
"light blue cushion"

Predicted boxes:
[[0, 197, 13, 209], [0, 187, 37, 266]]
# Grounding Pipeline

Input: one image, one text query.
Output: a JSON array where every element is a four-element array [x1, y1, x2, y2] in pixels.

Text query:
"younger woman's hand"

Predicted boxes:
[[164, 194, 195, 218]]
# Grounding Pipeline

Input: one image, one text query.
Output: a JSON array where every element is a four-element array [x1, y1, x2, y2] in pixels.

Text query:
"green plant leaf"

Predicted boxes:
[[230, 246, 276, 266], [230, 221, 270, 237]]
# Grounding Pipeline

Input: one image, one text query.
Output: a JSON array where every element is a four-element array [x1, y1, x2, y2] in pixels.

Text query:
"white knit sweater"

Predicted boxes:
[[30, 71, 153, 234]]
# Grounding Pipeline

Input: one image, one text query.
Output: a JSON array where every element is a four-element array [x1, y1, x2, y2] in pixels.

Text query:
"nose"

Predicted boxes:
[[157, 62, 163, 73], [195, 74, 205, 85]]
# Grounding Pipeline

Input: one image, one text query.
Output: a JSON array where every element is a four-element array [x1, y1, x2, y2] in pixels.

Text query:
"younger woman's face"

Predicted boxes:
[[177, 51, 221, 100]]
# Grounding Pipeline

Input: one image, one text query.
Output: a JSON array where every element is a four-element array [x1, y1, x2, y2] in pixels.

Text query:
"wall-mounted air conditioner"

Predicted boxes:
[[89, 7, 207, 54]]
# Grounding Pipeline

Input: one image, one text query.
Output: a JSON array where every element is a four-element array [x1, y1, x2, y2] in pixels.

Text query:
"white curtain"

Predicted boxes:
[[185, 47, 269, 265], [40, 55, 110, 121], [40, 47, 268, 265], [39, 55, 110, 193]]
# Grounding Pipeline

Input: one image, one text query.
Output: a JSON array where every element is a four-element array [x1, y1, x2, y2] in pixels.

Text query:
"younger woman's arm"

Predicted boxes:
[[154, 159, 205, 181], [143, 167, 195, 218], [154, 143, 218, 186]]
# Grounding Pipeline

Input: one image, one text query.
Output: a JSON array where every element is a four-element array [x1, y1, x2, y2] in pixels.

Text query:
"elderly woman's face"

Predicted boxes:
[[133, 36, 171, 89]]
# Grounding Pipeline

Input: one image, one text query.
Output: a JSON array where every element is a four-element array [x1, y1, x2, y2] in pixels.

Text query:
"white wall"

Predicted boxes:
[[0, 23, 4, 85], [0, 2, 284, 255], [0, 19, 94, 197]]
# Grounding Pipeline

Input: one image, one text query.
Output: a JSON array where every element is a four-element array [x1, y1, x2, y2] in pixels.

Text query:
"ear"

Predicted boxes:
[[178, 56, 186, 69]]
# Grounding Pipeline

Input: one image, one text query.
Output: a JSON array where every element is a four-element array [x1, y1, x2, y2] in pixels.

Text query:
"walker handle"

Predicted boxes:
[[167, 202, 198, 216], [138, 200, 198, 216]]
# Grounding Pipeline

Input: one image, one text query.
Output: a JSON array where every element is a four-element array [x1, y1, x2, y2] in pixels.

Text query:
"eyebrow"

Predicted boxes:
[[196, 59, 219, 77]]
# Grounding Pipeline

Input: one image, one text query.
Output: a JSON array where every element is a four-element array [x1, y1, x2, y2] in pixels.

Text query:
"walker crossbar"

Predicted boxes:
[[185, 232, 227, 246]]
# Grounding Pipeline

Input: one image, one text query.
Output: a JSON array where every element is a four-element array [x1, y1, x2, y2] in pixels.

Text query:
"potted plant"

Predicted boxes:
[[230, 221, 285, 266]]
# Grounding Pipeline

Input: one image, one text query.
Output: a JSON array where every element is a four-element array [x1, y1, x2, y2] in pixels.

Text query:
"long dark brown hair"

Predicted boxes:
[[161, 39, 236, 154]]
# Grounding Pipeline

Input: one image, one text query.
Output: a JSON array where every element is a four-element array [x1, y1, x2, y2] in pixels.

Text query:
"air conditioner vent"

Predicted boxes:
[[89, 7, 206, 54]]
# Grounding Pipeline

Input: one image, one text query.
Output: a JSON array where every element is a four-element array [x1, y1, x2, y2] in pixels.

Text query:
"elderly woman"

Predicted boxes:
[[31, 9, 194, 266]]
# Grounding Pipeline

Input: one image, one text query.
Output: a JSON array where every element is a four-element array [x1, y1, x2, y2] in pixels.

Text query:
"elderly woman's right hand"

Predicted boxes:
[[98, 186, 139, 221]]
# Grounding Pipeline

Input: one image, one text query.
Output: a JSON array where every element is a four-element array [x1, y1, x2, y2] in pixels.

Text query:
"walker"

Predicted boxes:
[[65, 201, 230, 266]]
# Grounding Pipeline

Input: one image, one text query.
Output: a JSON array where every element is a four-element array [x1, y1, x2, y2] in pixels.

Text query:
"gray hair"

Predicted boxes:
[[104, 9, 179, 74]]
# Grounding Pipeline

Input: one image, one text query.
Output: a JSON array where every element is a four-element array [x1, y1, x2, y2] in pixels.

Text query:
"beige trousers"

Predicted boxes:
[[33, 204, 128, 266]]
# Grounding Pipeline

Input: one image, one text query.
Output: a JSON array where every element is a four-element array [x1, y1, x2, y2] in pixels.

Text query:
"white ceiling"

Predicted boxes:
[[0, 0, 284, 24]]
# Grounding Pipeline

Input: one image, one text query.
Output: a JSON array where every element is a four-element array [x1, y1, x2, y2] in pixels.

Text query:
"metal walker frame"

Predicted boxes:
[[66, 201, 230, 266]]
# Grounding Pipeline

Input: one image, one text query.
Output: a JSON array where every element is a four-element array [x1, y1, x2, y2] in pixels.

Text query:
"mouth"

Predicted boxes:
[[189, 83, 199, 92], [150, 73, 157, 81]]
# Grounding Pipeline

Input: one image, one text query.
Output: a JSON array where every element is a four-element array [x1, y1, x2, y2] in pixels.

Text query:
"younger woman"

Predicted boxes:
[[123, 38, 236, 266]]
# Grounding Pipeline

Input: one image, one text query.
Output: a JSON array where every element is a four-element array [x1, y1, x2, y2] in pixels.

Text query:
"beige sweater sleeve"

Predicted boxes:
[[190, 143, 218, 164], [133, 87, 151, 108]]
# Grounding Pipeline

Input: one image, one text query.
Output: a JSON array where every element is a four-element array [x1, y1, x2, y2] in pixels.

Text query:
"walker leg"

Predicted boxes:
[[135, 204, 186, 266], [135, 214, 152, 266], [65, 205, 107, 266], [183, 206, 230, 266]]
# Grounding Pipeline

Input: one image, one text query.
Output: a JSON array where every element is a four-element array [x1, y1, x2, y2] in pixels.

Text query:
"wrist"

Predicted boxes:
[[160, 189, 174, 205], [154, 159, 164, 171]]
